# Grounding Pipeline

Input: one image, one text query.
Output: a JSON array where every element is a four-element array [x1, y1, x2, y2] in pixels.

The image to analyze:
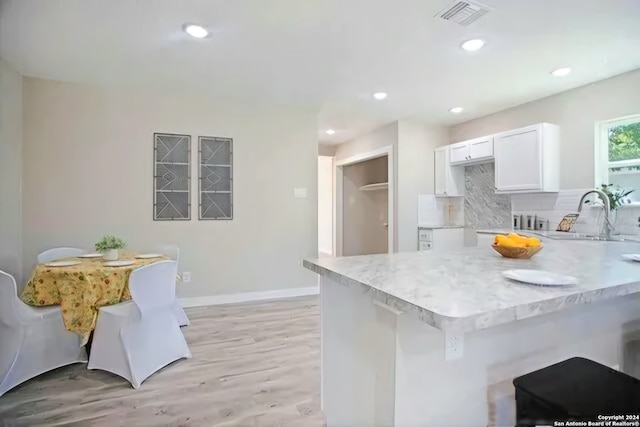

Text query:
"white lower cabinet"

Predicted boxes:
[[418, 241, 432, 251], [418, 228, 464, 251]]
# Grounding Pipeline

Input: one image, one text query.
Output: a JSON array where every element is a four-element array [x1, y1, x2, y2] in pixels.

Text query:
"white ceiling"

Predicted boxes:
[[2, 0, 640, 144]]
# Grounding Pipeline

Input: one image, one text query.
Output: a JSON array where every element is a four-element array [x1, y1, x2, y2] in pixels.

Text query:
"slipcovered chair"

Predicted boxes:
[[87, 261, 191, 388], [0, 270, 87, 396]]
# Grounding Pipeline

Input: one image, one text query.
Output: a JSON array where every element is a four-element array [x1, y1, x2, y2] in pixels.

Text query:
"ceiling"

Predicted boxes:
[[1, 0, 640, 145]]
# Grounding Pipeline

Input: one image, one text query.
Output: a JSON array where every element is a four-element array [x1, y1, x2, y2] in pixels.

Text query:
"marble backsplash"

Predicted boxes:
[[464, 163, 512, 229]]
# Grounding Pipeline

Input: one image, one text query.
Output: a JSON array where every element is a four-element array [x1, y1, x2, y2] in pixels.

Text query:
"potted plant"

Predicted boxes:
[[585, 184, 635, 234], [95, 235, 126, 261], [586, 184, 635, 211], [600, 184, 635, 211]]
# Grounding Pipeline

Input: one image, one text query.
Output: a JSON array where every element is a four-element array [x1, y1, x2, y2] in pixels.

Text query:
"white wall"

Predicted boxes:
[[450, 69, 640, 189], [22, 78, 318, 298], [0, 58, 22, 283], [318, 155, 334, 255], [397, 121, 449, 252]]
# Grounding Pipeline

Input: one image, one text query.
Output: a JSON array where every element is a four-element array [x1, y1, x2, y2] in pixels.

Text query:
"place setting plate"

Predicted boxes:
[[135, 254, 163, 259], [104, 260, 135, 267], [503, 269, 578, 287], [45, 260, 82, 267], [621, 254, 640, 262], [78, 253, 103, 258]]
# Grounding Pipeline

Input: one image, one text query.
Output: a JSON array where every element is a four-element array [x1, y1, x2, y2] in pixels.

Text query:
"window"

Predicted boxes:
[[596, 114, 640, 202]]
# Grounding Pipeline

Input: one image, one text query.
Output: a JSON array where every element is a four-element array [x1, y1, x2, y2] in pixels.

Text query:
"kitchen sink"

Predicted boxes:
[[539, 233, 630, 242]]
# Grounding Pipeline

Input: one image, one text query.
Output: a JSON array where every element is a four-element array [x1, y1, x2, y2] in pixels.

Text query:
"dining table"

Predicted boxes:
[[20, 252, 169, 345]]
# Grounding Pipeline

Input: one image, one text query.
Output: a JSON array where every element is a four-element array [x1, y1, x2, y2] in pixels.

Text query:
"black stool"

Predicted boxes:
[[513, 357, 640, 427]]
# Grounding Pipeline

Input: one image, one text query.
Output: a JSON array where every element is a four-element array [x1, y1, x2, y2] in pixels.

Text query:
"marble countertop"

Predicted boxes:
[[476, 229, 640, 243], [303, 240, 640, 333], [476, 229, 515, 234], [476, 229, 559, 236]]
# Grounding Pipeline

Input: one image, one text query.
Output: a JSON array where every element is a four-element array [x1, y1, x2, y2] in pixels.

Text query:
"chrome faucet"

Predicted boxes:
[[577, 189, 613, 239]]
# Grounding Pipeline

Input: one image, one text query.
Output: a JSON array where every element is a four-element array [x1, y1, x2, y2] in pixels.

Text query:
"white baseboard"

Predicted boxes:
[[179, 286, 319, 308]]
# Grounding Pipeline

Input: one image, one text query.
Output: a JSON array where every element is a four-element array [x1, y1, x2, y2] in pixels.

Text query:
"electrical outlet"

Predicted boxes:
[[182, 272, 191, 283]]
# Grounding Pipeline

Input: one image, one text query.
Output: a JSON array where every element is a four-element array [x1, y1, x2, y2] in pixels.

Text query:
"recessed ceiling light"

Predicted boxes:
[[551, 67, 571, 77], [461, 39, 485, 52], [184, 24, 209, 39], [325, 129, 336, 135], [449, 107, 464, 113], [372, 92, 388, 100]]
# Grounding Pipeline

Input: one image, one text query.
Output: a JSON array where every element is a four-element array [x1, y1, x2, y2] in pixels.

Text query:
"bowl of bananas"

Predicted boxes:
[[492, 233, 543, 259]]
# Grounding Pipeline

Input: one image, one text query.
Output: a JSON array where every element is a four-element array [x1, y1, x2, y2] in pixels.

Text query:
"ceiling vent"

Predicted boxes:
[[435, 1, 491, 26]]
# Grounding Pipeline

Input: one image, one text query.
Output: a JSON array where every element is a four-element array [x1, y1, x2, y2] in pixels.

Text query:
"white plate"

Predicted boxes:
[[104, 260, 135, 267], [135, 254, 163, 259], [622, 254, 640, 262], [503, 269, 578, 287], [78, 253, 103, 258], [45, 260, 82, 267]]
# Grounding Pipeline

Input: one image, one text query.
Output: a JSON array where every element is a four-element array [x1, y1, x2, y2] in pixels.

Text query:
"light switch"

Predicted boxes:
[[294, 188, 307, 198]]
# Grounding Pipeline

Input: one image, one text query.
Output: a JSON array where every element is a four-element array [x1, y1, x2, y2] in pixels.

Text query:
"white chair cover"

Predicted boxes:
[[87, 260, 191, 388], [37, 247, 87, 263], [154, 244, 180, 263], [151, 244, 189, 327], [0, 270, 87, 397]]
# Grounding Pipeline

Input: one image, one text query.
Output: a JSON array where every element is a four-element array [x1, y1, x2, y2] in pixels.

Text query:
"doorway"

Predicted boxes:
[[335, 146, 394, 256]]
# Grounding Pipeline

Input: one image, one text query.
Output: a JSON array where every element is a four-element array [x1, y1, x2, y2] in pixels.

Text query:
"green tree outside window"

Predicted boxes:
[[608, 122, 640, 162]]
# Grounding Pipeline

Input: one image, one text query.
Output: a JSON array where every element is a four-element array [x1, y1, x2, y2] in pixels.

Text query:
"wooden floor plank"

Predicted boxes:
[[0, 296, 323, 427]]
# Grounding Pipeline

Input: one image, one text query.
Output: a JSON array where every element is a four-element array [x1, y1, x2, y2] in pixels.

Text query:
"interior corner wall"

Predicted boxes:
[[318, 144, 336, 156], [450, 69, 640, 189], [397, 121, 449, 252], [21, 77, 318, 298], [0, 58, 23, 284]]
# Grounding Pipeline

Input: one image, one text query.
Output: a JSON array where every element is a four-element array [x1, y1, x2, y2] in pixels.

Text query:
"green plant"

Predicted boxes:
[[95, 235, 126, 252], [585, 184, 635, 211], [608, 122, 640, 162]]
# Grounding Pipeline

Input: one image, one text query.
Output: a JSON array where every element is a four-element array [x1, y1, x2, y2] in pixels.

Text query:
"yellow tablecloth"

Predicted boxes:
[[21, 253, 169, 343]]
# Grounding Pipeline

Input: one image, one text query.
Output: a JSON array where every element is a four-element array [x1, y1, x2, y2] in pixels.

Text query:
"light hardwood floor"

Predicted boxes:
[[0, 296, 323, 427]]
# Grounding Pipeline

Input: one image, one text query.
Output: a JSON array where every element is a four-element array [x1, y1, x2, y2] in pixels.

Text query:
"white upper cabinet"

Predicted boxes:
[[450, 143, 470, 164], [468, 137, 494, 160], [449, 137, 494, 165], [434, 147, 464, 197], [494, 123, 560, 193]]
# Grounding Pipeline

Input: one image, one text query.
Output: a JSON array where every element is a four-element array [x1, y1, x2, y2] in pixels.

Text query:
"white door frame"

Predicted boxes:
[[317, 155, 335, 256], [334, 145, 394, 256]]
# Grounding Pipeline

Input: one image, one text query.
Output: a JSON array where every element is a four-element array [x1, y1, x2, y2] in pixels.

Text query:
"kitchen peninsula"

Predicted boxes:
[[303, 240, 640, 426]]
